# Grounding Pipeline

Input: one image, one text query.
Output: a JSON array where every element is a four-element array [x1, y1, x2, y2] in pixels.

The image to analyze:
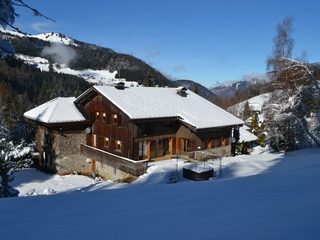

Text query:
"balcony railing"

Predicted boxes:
[[80, 144, 148, 176]]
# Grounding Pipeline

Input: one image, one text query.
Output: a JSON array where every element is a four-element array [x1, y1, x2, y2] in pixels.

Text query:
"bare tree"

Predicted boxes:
[[264, 17, 320, 150], [0, 0, 54, 55]]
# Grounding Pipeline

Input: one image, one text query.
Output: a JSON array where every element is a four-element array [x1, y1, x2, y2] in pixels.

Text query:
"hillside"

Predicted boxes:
[[210, 74, 270, 98], [1, 147, 320, 239], [1, 29, 175, 87], [227, 93, 271, 118]]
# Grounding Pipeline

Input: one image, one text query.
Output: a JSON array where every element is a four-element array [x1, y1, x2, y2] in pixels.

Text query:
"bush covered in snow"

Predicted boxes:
[[0, 139, 33, 198]]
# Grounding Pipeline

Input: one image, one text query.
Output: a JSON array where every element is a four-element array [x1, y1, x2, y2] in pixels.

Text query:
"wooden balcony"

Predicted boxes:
[[80, 144, 148, 176]]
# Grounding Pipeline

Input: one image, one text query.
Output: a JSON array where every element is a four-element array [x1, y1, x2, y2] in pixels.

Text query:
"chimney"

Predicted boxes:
[[176, 86, 187, 97], [114, 81, 125, 90]]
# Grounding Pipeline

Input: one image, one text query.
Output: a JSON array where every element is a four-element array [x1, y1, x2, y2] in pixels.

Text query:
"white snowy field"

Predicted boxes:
[[15, 54, 139, 86], [1, 147, 320, 240]]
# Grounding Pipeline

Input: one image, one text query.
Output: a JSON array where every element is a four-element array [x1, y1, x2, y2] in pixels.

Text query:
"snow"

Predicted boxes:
[[23, 97, 86, 123], [91, 86, 244, 129], [0, 28, 78, 46], [14, 54, 139, 86], [15, 54, 50, 71], [240, 125, 258, 142], [54, 64, 121, 84], [228, 93, 271, 117], [1, 147, 320, 239]]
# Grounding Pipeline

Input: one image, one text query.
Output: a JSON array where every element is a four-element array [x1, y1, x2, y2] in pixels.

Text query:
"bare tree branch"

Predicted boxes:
[[14, 0, 55, 22]]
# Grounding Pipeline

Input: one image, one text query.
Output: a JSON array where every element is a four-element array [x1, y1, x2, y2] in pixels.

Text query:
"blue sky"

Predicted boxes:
[[14, 0, 320, 87]]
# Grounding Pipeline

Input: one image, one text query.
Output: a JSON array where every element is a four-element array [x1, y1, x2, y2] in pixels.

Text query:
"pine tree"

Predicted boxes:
[[242, 101, 252, 120], [192, 85, 199, 95], [251, 112, 259, 131], [0, 139, 33, 198], [143, 71, 155, 87]]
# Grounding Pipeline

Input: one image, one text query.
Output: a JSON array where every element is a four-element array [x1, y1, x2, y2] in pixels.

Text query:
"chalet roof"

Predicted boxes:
[[23, 97, 86, 124], [239, 125, 258, 142], [86, 86, 243, 129]]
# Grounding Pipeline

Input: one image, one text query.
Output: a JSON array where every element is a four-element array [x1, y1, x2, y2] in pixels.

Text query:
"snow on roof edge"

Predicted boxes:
[[24, 97, 87, 124]]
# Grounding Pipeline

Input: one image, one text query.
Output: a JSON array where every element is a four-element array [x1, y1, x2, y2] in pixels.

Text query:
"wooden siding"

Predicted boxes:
[[83, 93, 135, 159]]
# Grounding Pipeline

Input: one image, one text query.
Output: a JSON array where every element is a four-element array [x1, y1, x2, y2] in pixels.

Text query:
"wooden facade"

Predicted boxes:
[[75, 88, 236, 166]]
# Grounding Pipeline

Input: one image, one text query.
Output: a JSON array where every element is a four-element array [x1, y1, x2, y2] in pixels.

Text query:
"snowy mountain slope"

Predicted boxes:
[[15, 54, 140, 86], [0, 28, 78, 46], [227, 92, 271, 118], [210, 74, 270, 98], [2, 148, 320, 239], [32, 32, 78, 46], [1, 28, 175, 87]]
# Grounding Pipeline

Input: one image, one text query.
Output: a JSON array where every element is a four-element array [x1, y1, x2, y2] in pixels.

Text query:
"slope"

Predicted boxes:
[[1, 148, 320, 240], [1, 29, 175, 87]]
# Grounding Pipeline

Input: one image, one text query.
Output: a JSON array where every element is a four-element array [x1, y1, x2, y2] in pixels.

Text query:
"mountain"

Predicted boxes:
[[1, 29, 175, 87], [210, 74, 271, 99], [174, 79, 217, 101]]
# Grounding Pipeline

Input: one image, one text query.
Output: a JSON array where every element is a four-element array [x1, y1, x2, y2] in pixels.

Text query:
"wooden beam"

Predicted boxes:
[[147, 141, 151, 160]]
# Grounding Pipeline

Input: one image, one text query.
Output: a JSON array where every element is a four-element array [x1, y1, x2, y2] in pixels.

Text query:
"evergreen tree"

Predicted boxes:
[[143, 71, 155, 87], [242, 101, 252, 120], [192, 85, 199, 95], [0, 139, 33, 198], [251, 112, 259, 131]]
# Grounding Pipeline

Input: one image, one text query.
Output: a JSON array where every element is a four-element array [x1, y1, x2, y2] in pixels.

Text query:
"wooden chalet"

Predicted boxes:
[[24, 84, 243, 180]]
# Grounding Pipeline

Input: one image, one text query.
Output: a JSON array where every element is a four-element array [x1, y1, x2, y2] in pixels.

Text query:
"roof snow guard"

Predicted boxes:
[[23, 97, 86, 124]]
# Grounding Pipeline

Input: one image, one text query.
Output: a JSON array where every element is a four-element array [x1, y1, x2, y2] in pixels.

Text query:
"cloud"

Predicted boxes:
[[172, 64, 187, 73], [31, 22, 56, 33], [144, 45, 161, 58], [41, 43, 77, 65], [145, 49, 161, 58]]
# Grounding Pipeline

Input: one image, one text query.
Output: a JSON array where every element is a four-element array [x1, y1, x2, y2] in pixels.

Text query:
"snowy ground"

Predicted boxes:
[[2, 147, 320, 239], [228, 92, 271, 117]]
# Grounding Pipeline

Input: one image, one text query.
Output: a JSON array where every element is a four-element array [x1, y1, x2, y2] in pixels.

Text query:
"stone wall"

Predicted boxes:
[[95, 160, 130, 181], [35, 126, 91, 174], [35, 126, 136, 180]]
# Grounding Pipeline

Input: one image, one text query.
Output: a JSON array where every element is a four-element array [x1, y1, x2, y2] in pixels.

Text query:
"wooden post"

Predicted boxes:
[[176, 138, 181, 154], [147, 141, 151, 160], [92, 159, 96, 173], [169, 138, 173, 155]]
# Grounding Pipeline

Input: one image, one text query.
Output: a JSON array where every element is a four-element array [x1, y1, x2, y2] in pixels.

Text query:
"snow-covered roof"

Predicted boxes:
[[88, 86, 243, 129], [239, 125, 258, 142], [24, 97, 86, 124]]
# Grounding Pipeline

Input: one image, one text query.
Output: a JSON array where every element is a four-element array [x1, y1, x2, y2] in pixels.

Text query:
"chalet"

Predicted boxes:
[[24, 85, 243, 180]]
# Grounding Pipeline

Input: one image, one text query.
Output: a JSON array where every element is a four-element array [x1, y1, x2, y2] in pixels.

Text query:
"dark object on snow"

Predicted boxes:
[[183, 167, 214, 181]]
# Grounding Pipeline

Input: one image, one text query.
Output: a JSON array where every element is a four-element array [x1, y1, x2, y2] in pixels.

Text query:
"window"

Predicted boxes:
[[95, 112, 100, 121], [207, 139, 215, 149], [116, 140, 122, 152], [103, 113, 107, 123], [222, 136, 229, 146], [105, 137, 109, 148], [113, 114, 118, 125]]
